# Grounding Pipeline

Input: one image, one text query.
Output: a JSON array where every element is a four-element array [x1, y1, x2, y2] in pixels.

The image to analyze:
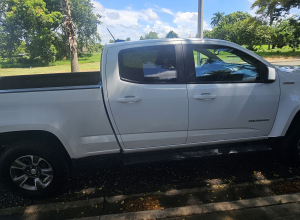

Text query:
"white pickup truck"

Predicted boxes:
[[0, 38, 299, 198]]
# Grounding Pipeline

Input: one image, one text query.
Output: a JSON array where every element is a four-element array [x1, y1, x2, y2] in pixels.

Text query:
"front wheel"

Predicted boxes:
[[272, 127, 300, 166], [0, 140, 69, 199]]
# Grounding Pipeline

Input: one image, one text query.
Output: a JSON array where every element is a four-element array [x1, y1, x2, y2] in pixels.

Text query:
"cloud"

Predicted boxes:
[[106, 12, 120, 20], [142, 8, 159, 21], [162, 8, 174, 15], [92, 1, 209, 44]]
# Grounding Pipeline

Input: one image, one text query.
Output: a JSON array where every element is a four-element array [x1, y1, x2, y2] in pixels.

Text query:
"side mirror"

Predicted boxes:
[[266, 67, 276, 83]]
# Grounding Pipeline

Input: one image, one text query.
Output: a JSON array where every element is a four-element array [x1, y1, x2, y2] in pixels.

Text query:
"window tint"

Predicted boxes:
[[191, 45, 263, 83], [119, 45, 177, 83]]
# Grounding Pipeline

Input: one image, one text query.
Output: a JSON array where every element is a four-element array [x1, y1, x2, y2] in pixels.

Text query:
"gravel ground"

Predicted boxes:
[[1, 149, 300, 210]]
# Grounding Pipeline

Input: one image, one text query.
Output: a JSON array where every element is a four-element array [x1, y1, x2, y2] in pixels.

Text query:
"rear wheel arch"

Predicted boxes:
[[0, 130, 72, 168]]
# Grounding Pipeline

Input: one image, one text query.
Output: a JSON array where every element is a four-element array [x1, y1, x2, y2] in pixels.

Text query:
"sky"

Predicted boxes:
[[92, 0, 300, 44]]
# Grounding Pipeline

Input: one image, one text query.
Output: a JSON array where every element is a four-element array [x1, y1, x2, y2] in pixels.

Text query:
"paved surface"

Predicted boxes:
[[162, 203, 300, 220], [268, 58, 300, 66]]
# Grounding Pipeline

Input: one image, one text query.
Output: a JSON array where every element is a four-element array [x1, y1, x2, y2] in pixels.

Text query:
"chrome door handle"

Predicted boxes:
[[194, 94, 216, 100], [117, 96, 141, 103]]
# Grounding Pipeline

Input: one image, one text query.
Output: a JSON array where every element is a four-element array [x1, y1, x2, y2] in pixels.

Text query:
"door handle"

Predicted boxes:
[[117, 96, 141, 103], [194, 94, 216, 100]]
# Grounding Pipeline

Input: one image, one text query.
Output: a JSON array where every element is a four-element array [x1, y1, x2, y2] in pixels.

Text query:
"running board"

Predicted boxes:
[[123, 144, 271, 165]]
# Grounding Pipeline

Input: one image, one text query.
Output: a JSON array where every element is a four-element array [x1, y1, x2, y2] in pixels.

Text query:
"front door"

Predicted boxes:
[[105, 42, 188, 150], [183, 42, 280, 144]]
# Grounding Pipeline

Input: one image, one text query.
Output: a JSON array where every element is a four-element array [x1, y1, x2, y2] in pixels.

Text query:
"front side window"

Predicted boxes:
[[188, 45, 264, 83], [118, 45, 177, 83]]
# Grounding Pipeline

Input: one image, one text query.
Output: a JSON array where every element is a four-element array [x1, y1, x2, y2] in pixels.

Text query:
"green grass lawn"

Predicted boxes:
[[254, 45, 300, 59], [0, 53, 101, 76], [0, 62, 100, 76]]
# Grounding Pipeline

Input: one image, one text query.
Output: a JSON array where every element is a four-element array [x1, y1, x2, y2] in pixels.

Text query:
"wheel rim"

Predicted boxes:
[[10, 155, 53, 191]]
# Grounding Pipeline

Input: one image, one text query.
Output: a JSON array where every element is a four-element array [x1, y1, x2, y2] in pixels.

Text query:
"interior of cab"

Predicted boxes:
[[193, 47, 260, 82]]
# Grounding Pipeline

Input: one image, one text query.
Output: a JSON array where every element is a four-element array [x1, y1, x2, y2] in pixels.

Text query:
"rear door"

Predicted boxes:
[[183, 42, 280, 144], [104, 41, 188, 150]]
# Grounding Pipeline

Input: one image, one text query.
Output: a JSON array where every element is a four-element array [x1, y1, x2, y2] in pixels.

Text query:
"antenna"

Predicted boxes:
[[107, 28, 116, 41], [106, 28, 125, 43]]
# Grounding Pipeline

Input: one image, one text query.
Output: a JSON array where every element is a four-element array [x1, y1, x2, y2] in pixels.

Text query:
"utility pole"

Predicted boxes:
[[197, 0, 204, 38], [197, 0, 204, 66]]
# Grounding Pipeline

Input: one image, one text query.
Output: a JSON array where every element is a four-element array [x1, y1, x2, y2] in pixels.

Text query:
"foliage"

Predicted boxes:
[[211, 11, 225, 27], [2, 0, 63, 64], [140, 31, 159, 40], [269, 17, 295, 48], [0, 0, 102, 66], [109, 39, 114, 43], [206, 12, 268, 50], [165, 31, 179, 38], [251, 0, 280, 25], [126, 37, 131, 41], [68, 0, 101, 52], [288, 16, 300, 51], [251, 0, 300, 24]]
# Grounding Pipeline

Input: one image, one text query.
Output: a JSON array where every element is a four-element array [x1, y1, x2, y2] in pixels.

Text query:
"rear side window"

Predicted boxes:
[[118, 45, 177, 83]]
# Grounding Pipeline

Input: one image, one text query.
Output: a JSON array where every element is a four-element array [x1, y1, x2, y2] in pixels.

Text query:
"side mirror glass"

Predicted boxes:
[[266, 67, 276, 83]]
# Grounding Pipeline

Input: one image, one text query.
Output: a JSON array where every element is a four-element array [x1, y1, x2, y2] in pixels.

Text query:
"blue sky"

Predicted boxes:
[[92, 0, 300, 44]]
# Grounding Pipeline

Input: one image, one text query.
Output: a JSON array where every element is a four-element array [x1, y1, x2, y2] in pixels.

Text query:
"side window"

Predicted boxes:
[[190, 45, 264, 83], [118, 45, 177, 83]]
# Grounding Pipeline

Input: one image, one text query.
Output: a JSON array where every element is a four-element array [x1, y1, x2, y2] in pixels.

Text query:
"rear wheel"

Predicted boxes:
[[0, 140, 69, 199]]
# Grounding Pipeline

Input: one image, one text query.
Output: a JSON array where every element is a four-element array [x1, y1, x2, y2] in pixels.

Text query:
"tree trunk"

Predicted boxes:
[[268, 9, 274, 51], [60, 0, 80, 72]]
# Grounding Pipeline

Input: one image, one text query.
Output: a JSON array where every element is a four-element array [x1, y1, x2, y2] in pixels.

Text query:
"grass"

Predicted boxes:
[[254, 45, 300, 59], [0, 52, 101, 76], [0, 62, 100, 76], [0, 52, 101, 68]]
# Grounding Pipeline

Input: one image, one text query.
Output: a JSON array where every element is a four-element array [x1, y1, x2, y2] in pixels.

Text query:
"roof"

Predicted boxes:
[[104, 38, 230, 50]]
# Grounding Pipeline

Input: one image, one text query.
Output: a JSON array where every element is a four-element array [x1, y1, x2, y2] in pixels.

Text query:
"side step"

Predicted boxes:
[[123, 144, 271, 165]]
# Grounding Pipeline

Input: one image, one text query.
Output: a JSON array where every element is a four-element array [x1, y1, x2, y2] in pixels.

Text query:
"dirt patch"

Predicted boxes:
[[123, 196, 164, 213], [275, 180, 300, 194]]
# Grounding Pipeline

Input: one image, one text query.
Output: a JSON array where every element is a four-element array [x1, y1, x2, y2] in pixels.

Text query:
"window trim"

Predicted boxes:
[[118, 44, 185, 84], [183, 44, 267, 84]]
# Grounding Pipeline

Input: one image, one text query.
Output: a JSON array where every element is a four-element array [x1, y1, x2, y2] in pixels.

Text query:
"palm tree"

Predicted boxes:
[[211, 11, 225, 27], [251, 0, 280, 50], [60, 0, 80, 72]]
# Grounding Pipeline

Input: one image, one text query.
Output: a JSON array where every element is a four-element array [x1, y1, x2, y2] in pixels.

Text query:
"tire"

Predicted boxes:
[[272, 127, 300, 166], [0, 140, 69, 199]]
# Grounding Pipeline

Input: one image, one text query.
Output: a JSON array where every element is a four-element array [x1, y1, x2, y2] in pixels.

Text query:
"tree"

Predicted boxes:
[[68, 0, 101, 52], [251, 0, 280, 26], [140, 31, 159, 40], [288, 16, 300, 51], [109, 39, 114, 43], [208, 11, 269, 50], [274, 1, 300, 19], [211, 12, 225, 27], [165, 31, 179, 38], [60, 0, 79, 72], [269, 18, 294, 49], [0, 0, 102, 67], [251, 0, 300, 49], [126, 37, 131, 41], [2, 0, 63, 63]]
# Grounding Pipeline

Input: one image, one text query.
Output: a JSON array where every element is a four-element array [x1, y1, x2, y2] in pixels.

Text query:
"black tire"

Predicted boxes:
[[0, 140, 69, 199], [272, 127, 300, 166]]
